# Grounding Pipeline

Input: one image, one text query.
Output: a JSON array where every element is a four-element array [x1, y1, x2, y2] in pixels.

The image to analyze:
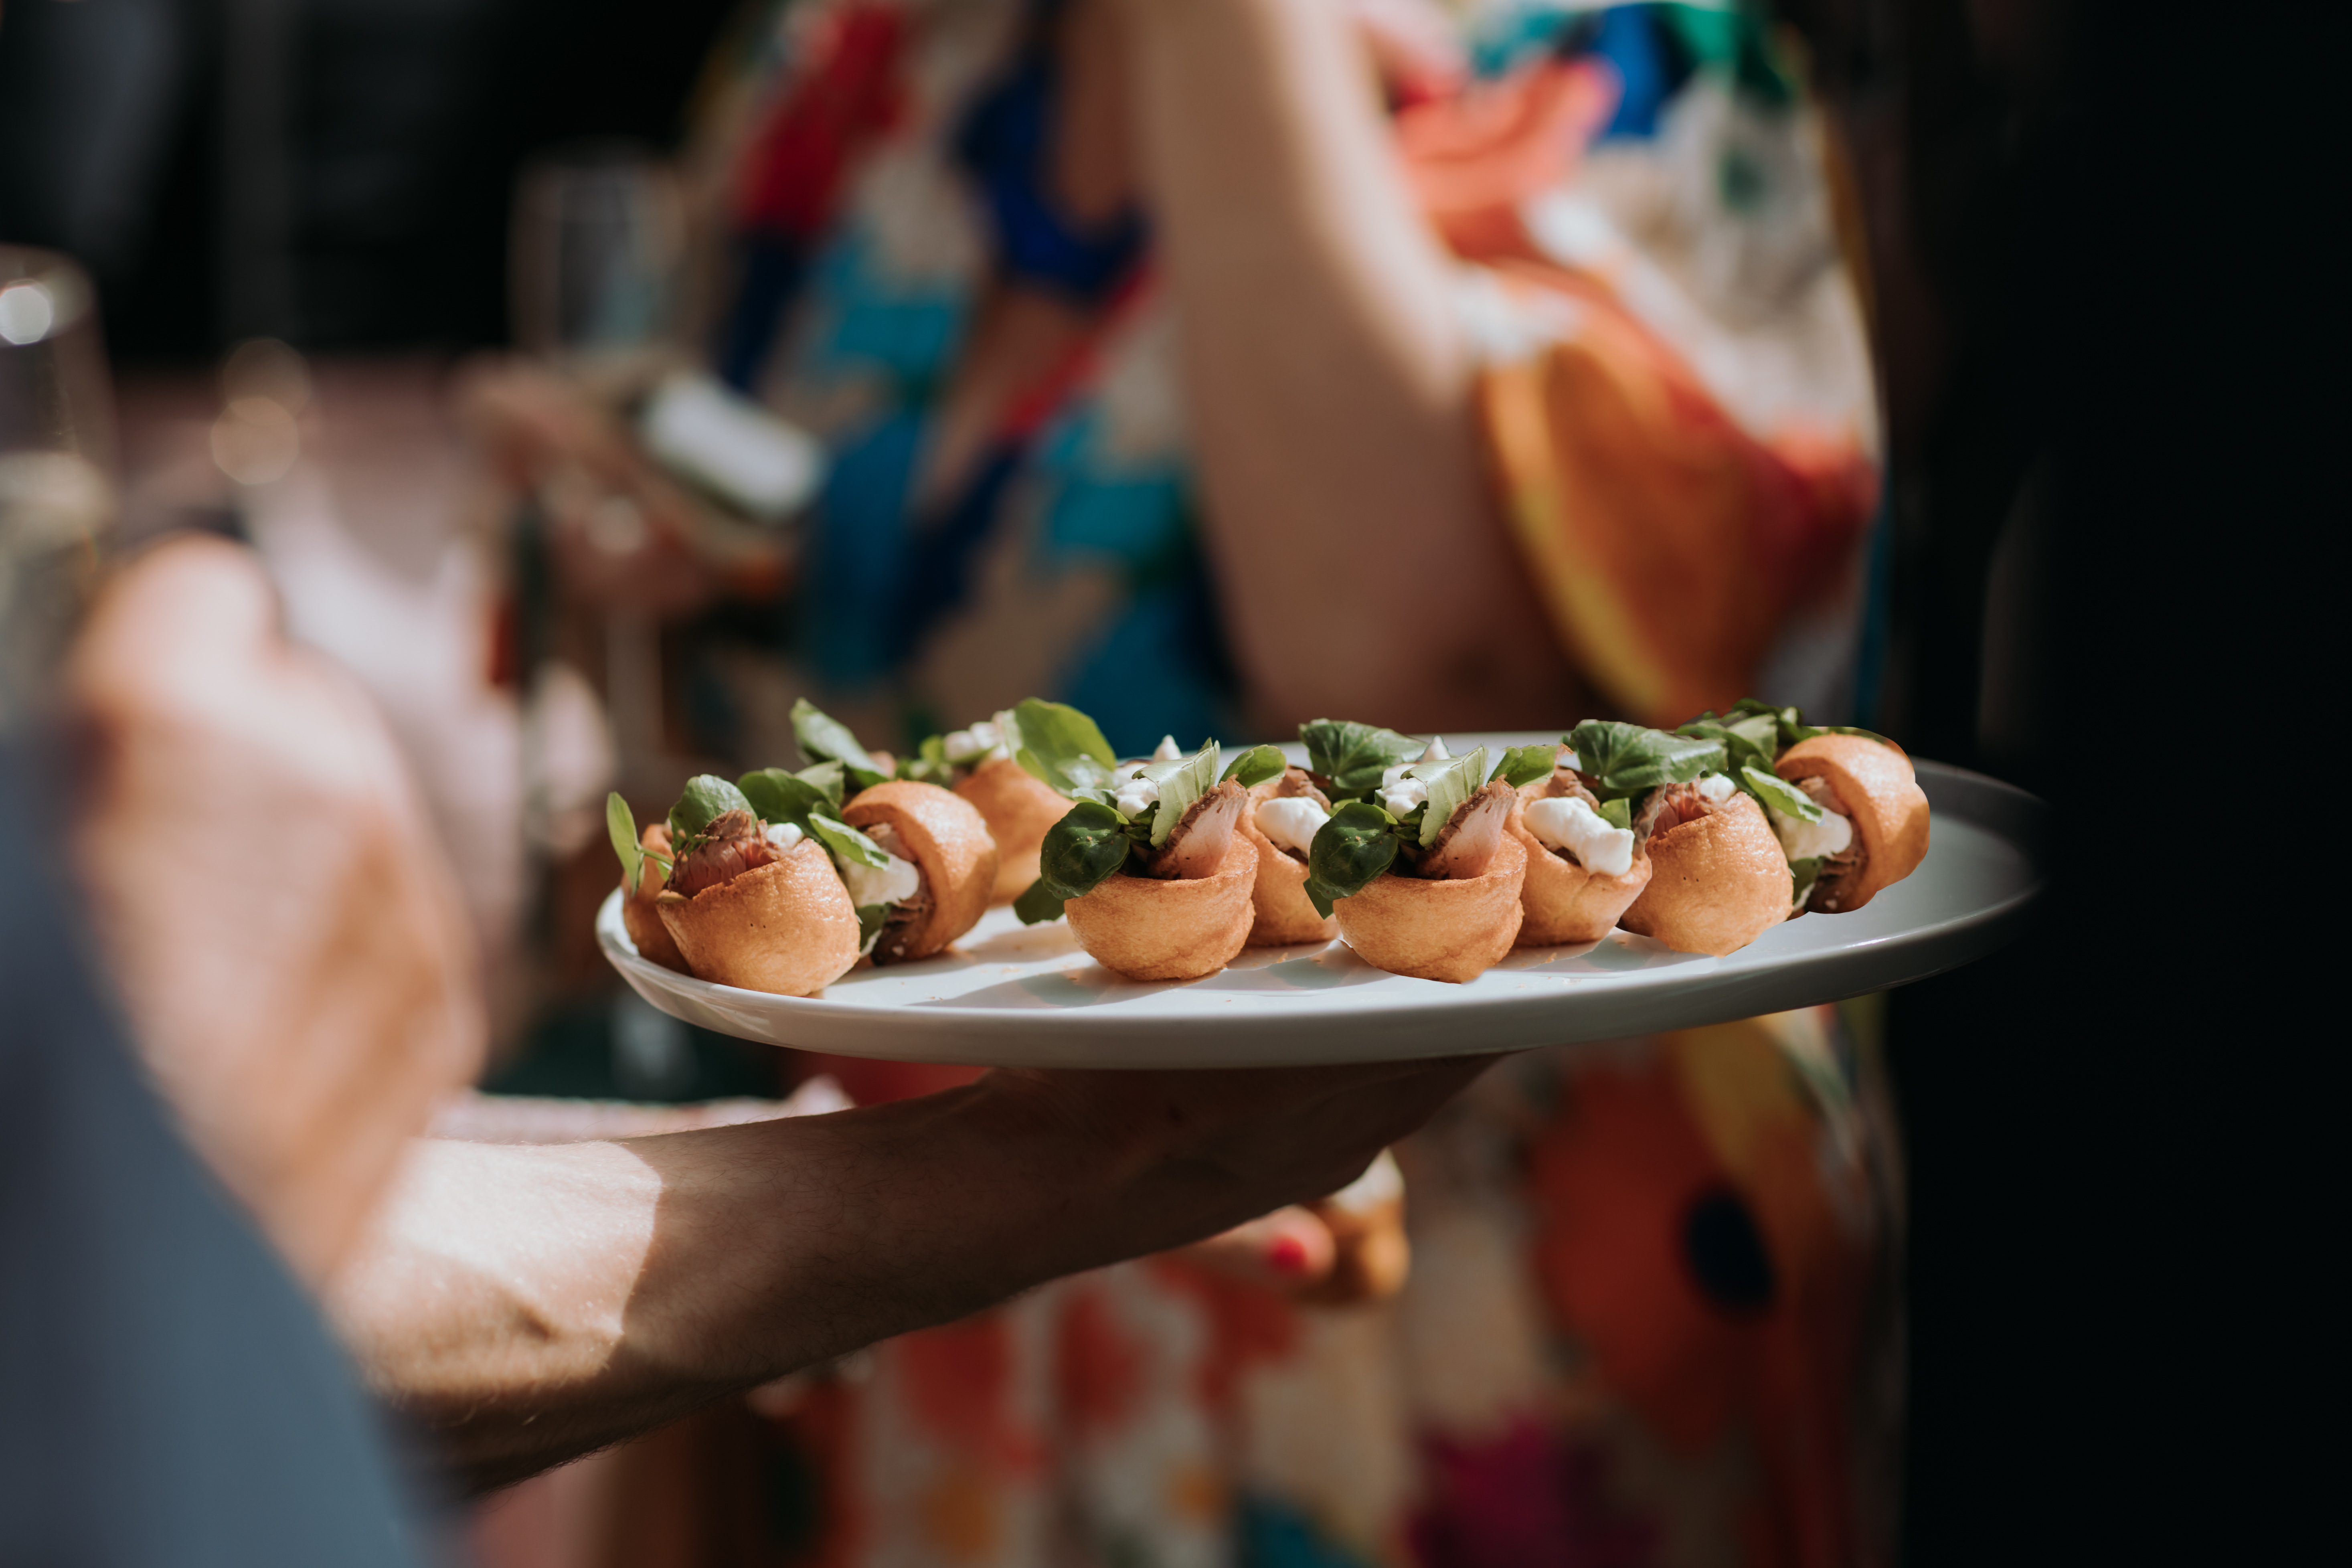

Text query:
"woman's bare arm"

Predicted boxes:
[[325, 1058, 1486, 1493], [1118, 0, 1581, 732]]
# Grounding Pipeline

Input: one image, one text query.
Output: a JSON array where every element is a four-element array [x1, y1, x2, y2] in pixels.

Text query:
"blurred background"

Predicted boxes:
[[1, 0, 2316, 1563]]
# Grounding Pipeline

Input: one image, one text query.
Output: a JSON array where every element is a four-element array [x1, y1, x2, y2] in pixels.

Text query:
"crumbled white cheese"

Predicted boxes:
[[840, 851, 921, 909], [1770, 799, 1854, 863], [1524, 795, 1635, 877], [1113, 764, 1160, 822], [943, 719, 1006, 765], [1255, 797, 1330, 855], [763, 821, 804, 852], [1151, 734, 1183, 761], [1697, 773, 1738, 803], [1558, 747, 1580, 771], [1378, 773, 1430, 819]]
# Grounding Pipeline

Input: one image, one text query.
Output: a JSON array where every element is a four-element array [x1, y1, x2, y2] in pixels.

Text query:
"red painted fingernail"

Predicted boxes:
[[1267, 1236, 1312, 1276]]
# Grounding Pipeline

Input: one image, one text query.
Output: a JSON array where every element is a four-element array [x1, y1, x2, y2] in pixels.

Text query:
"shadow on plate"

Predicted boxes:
[[913, 965, 1200, 1010], [1196, 943, 1389, 993]]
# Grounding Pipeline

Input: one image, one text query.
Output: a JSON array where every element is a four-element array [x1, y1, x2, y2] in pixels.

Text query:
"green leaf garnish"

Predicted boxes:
[[1220, 744, 1287, 791], [791, 699, 890, 791], [1303, 801, 1403, 917], [607, 793, 645, 896], [899, 733, 953, 783], [1010, 698, 1118, 799], [1788, 855, 1824, 910], [738, 768, 834, 838], [1742, 766, 1824, 824], [1136, 740, 1221, 849], [810, 814, 891, 872], [1598, 796, 1633, 832], [1565, 722, 1723, 801], [1492, 745, 1557, 790], [1299, 720, 1425, 797], [669, 775, 753, 845], [1016, 799, 1137, 923], [1411, 745, 1489, 850], [854, 902, 891, 954]]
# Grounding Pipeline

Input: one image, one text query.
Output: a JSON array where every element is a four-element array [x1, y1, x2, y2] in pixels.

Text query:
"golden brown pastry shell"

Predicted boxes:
[[656, 839, 860, 996], [955, 756, 1071, 905], [1619, 792, 1789, 956], [622, 821, 689, 972], [1333, 833, 1527, 984], [1064, 834, 1258, 982], [1508, 783, 1652, 946], [843, 780, 999, 959], [1775, 734, 1931, 911], [1239, 779, 1338, 947]]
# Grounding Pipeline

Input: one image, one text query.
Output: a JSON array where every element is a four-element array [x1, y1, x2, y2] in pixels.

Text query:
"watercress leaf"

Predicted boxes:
[[854, 902, 891, 955], [1788, 855, 1823, 910], [1492, 745, 1556, 789], [1681, 718, 1776, 780], [1410, 746, 1488, 849], [791, 698, 889, 789], [1220, 743, 1287, 791], [1743, 766, 1823, 823], [1303, 801, 1401, 917], [1138, 740, 1221, 848], [1017, 799, 1134, 922], [900, 733, 952, 782], [809, 814, 891, 871], [793, 759, 846, 807], [606, 792, 644, 896], [669, 775, 752, 843], [738, 768, 832, 837], [1567, 721, 1724, 798], [1598, 796, 1632, 832], [1299, 720, 1425, 795], [1010, 697, 1118, 797]]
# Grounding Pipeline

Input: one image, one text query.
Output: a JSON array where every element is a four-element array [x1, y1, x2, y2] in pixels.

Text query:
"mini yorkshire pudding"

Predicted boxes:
[[1619, 790, 1789, 956], [1064, 833, 1258, 982], [656, 838, 861, 996], [1334, 833, 1527, 984], [1775, 734, 1930, 912], [1240, 770, 1338, 947], [622, 821, 690, 971], [955, 756, 1071, 905], [842, 779, 999, 961], [1508, 777, 1652, 946]]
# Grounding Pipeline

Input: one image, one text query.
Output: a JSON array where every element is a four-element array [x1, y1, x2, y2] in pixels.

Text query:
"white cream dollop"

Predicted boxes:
[[1696, 773, 1739, 804], [1524, 795, 1635, 878], [942, 718, 1007, 765], [763, 821, 805, 852], [1769, 799, 1853, 863], [1151, 734, 1183, 761], [1113, 763, 1161, 821], [1376, 736, 1451, 818], [1255, 796, 1330, 855], [840, 851, 921, 909]]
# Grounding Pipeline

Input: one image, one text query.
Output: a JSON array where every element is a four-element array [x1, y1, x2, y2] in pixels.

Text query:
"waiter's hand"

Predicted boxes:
[[64, 536, 484, 1286]]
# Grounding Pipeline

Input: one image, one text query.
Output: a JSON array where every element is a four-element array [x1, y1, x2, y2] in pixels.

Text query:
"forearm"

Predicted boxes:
[[1120, 0, 1576, 728]]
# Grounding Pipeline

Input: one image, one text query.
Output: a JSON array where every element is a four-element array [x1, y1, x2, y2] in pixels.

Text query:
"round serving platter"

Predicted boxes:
[[599, 744, 2044, 1069]]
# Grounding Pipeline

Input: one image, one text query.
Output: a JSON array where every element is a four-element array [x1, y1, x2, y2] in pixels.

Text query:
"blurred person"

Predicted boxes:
[[459, 2, 1896, 1564], [3, 532, 1485, 1542]]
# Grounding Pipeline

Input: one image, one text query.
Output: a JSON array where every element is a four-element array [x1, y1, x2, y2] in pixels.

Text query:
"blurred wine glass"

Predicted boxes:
[[509, 142, 686, 382], [0, 246, 117, 731]]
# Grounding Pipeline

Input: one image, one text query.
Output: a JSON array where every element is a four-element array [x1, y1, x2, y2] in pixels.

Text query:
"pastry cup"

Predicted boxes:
[[843, 779, 1000, 959], [1508, 782, 1653, 946], [1775, 735, 1931, 912], [1619, 793, 1789, 956], [1334, 833, 1527, 984], [1064, 834, 1259, 982], [622, 821, 690, 972], [1239, 777, 1338, 947], [955, 756, 1071, 906], [656, 839, 861, 996]]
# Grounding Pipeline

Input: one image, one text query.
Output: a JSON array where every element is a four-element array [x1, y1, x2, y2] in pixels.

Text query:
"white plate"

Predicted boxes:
[[599, 749, 2043, 1069]]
